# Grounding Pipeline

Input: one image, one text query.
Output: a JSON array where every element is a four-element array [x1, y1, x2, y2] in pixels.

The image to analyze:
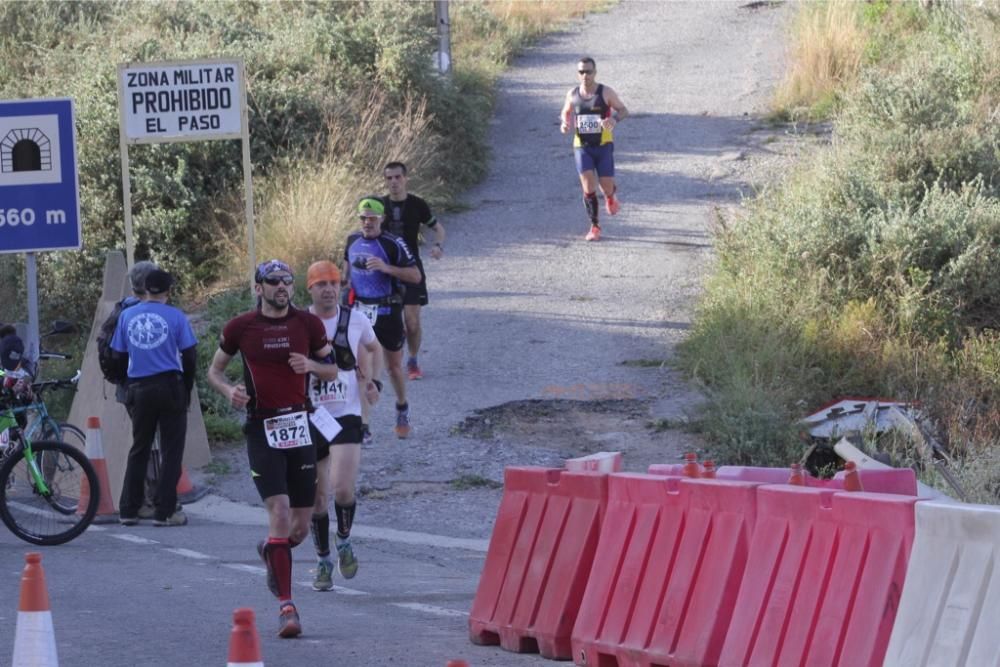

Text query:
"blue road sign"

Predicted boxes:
[[0, 98, 81, 253]]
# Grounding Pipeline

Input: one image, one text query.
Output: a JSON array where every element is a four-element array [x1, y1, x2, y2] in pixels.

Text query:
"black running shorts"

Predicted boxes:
[[311, 414, 364, 461], [244, 419, 317, 507]]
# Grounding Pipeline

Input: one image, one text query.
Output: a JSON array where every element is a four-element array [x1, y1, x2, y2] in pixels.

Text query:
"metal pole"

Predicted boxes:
[[238, 59, 256, 301], [24, 253, 40, 373], [117, 63, 135, 268], [434, 1, 452, 75]]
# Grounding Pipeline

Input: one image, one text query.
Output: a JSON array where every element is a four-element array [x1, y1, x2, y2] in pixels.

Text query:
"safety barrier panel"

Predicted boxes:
[[572, 474, 759, 667], [884, 500, 1000, 667], [647, 464, 917, 495], [468, 467, 608, 660], [719, 485, 917, 667], [566, 451, 623, 473]]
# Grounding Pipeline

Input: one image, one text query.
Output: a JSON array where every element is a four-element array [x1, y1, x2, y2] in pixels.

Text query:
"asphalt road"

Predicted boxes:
[[0, 2, 794, 665]]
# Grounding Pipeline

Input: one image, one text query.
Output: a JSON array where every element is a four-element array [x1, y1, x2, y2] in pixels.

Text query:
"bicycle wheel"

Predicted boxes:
[[0, 440, 99, 545], [37, 422, 88, 515]]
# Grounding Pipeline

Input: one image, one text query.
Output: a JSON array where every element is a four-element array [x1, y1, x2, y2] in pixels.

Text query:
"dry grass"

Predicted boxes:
[[453, 0, 611, 68], [773, 1, 867, 117], [482, 0, 609, 23], [221, 93, 445, 282]]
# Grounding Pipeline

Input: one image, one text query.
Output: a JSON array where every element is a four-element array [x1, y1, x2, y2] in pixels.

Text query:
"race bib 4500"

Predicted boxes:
[[576, 114, 602, 134]]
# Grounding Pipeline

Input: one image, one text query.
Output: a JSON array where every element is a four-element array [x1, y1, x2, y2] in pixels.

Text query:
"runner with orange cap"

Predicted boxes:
[[304, 260, 380, 591]]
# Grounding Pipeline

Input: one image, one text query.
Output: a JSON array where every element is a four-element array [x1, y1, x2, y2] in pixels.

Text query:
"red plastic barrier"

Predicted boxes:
[[719, 485, 917, 667], [468, 467, 608, 660], [572, 474, 760, 667], [648, 464, 917, 495]]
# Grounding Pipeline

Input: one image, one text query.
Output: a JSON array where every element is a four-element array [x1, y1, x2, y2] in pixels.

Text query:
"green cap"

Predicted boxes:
[[358, 197, 385, 215]]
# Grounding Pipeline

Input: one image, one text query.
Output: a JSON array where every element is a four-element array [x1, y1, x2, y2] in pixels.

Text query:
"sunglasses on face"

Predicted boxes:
[[359, 215, 380, 222], [261, 275, 294, 286], [578, 69, 594, 75]]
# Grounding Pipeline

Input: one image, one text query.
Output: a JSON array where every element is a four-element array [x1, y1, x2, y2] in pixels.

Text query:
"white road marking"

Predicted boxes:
[[293, 579, 369, 595], [103, 498, 475, 612], [165, 547, 212, 560], [391, 602, 468, 618], [184, 494, 489, 552], [110, 533, 159, 545], [224, 563, 266, 575]]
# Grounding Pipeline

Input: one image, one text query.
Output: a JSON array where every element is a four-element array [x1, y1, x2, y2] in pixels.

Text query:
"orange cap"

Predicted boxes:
[[306, 260, 341, 289]]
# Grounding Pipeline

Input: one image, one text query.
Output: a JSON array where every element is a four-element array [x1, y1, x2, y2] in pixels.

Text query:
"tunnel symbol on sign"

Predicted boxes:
[[1, 128, 52, 173], [0, 114, 62, 187]]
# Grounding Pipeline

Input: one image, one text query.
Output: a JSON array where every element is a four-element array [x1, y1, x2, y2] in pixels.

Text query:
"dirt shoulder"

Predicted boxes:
[[206, 0, 805, 538]]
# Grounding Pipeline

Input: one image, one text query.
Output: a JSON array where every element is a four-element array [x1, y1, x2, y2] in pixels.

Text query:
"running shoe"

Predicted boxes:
[[119, 515, 139, 526], [137, 503, 156, 520], [606, 195, 621, 215], [407, 358, 423, 381], [312, 560, 334, 591], [277, 603, 302, 638], [257, 540, 279, 596], [337, 541, 359, 579], [153, 509, 188, 527], [361, 424, 373, 446], [585, 225, 602, 242], [394, 406, 411, 439]]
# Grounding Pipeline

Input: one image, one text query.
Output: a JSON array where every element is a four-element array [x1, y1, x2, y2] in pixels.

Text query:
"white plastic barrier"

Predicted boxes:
[[564, 451, 622, 473], [884, 500, 1000, 666]]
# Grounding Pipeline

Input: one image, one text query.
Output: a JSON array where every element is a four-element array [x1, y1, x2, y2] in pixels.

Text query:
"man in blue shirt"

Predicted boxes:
[[111, 269, 198, 526]]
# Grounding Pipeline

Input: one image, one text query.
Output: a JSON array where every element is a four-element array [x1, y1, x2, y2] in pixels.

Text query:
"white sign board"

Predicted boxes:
[[118, 59, 243, 143]]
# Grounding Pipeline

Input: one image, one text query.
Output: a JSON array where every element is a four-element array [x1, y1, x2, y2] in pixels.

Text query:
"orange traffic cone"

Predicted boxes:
[[843, 461, 864, 492], [79, 416, 117, 522], [176, 464, 209, 503], [701, 460, 717, 479], [788, 463, 806, 486], [682, 452, 701, 478], [12, 553, 58, 667], [227, 608, 264, 666]]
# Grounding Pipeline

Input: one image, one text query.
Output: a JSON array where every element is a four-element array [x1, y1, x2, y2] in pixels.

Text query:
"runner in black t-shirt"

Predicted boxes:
[[381, 161, 446, 381]]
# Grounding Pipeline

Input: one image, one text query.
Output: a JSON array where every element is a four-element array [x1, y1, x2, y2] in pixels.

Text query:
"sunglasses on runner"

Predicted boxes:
[[261, 275, 294, 286], [578, 69, 594, 75]]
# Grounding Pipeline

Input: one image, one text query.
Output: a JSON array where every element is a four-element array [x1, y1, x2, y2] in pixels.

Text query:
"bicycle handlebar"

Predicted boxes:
[[38, 351, 72, 361], [30, 370, 81, 394]]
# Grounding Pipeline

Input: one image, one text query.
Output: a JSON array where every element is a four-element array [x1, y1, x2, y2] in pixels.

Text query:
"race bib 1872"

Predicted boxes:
[[263, 411, 312, 449]]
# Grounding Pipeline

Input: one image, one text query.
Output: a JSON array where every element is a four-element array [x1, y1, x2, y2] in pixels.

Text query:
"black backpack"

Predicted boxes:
[[331, 307, 356, 371], [96, 298, 135, 384]]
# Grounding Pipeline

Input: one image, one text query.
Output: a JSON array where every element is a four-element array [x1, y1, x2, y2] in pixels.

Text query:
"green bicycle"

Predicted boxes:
[[0, 372, 99, 545]]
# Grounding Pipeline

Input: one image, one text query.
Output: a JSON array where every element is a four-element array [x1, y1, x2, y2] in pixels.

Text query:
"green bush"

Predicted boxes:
[[0, 1, 492, 325], [681, 3, 1000, 494]]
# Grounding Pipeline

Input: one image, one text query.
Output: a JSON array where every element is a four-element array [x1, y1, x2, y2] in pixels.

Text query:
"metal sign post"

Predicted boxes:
[[0, 98, 82, 363], [434, 1, 452, 75], [117, 58, 255, 293]]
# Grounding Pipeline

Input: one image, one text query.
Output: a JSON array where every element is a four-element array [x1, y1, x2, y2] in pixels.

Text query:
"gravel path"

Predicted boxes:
[[210, 0, 798, 538]]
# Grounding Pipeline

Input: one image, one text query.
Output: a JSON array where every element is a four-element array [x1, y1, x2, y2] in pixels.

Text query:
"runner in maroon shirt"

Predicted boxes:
[[207, 259, 337, 639]]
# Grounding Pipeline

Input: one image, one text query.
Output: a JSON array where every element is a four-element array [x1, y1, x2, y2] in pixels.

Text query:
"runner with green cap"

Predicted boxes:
[[342, 196, 422, 440]]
